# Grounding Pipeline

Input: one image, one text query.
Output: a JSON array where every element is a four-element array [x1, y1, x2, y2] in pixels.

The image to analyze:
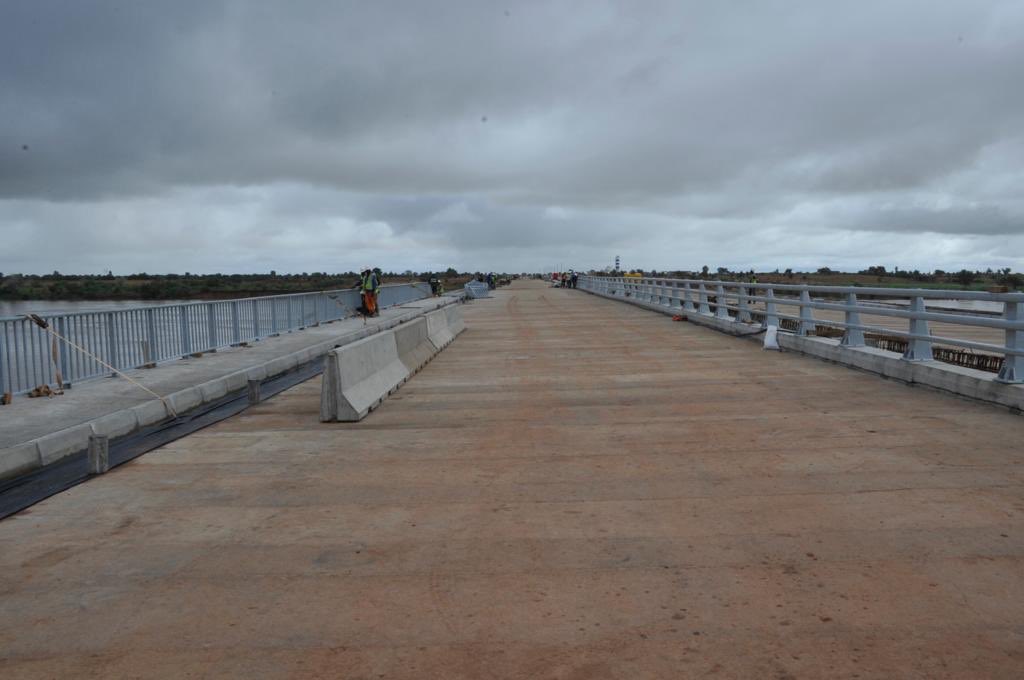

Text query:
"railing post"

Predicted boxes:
[[55, 317, 71, 385], [287, 296, 294, 330], [903, 296, 933, 361], [798, 290, 816, 336], [106, 312, 118, 373], [144, 307, 157, 365], [313, 293, 321, 326], [0, 321, 7, 397], [715, 284, 730, 319], [231, 300, 241, 344], [270, 299, 279, 335], [682, 283, 695, 312], [252, 299, 260, 339], [179, 306, 192, 358], [762, 287, 779, 328], [207, 303, 218, 351], [840, 292, 865, 347], [669, 282, 680, 308], [737, 286, 752, 323], [996, 301, 1023, 383], [698, 283, 710, 315]]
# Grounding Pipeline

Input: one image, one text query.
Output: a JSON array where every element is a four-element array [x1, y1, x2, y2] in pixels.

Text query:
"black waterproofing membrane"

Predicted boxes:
[[0, 357, 325, 519]]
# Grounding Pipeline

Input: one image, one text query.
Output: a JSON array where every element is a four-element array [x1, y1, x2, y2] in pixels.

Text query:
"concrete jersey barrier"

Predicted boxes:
[[320, 302, 466, 422], [394, 317, 436, 374], [445, 304, 467, 337], [426, 303, 466, 350], [425, 308, 455, 350], [320, 331, 410, 422]]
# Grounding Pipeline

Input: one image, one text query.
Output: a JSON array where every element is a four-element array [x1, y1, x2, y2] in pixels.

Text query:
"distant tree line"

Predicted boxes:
[[0, 268, 469, 301]]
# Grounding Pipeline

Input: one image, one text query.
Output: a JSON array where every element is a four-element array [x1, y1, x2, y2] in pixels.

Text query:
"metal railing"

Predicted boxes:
[[0, 283, 431, 396], [464, 281, 492, 299], [578, 275, 1024, 383]]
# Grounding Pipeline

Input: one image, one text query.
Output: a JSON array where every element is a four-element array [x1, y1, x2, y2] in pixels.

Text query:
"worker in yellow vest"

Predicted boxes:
[[359, 266, 381, 317]]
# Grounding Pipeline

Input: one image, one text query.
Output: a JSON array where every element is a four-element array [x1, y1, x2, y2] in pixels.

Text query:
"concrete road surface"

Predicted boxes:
[[2, 279, 1023, 678]]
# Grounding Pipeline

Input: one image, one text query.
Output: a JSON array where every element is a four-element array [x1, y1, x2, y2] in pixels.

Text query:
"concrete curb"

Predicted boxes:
[[581, 287, 1024, 413], [0, 295, 465, 481]]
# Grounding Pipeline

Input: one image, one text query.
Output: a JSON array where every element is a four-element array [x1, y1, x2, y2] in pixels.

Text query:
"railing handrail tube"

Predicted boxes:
[[0, 282, 423, 323], [589, 275, 1024, 302], [1, 282, 431, 396], [577, 274, 1024, 381]]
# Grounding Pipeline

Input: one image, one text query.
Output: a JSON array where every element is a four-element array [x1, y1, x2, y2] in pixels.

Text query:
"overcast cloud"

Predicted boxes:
[[2, 0, 1023, 274]]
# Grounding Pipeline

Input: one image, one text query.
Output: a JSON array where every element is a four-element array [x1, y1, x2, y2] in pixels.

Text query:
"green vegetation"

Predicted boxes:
[[0, 270, 472, 301]]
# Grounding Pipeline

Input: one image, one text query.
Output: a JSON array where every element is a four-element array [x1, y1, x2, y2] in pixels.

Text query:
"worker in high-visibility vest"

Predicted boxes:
[[359, 266, 381, 317]]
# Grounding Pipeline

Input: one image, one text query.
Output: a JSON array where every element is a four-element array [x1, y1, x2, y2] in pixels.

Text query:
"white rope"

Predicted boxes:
[[26, 315, 178, 419]]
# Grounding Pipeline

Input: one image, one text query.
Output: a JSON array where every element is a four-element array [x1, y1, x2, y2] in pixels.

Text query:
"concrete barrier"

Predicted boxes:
[[394, 317, 437, 374], [445, 303, 467, 337], [426, 308, 455, 350], [320, 331, 410, 422], [320, 306, 468, 422]]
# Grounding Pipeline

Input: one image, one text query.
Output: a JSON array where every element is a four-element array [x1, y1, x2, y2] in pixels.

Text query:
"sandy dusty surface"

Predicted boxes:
[[2, 279, 1023, 678]]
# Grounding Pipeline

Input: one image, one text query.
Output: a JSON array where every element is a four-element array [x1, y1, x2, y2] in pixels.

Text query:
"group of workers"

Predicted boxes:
[[552, 270, 579, 288], [356, 268, 514, 317], [357, 267, 449, 318]]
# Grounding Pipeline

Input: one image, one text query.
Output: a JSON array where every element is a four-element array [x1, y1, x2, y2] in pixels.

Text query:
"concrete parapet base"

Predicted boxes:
[[582, 287, 1024, 413], [0, 295, 465, 481]]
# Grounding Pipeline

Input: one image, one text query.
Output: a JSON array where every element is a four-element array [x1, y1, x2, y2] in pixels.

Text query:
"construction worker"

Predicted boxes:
[[358, 266, 381, 317], [429, 274, 443, 296]]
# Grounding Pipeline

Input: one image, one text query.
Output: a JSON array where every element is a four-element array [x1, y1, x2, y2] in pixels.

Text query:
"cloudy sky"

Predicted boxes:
[[2, 1, 1022, 275]]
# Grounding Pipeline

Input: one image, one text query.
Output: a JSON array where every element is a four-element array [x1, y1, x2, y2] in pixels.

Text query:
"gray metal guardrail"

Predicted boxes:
[[579, 275, 1024, 383], [0, 283, 432, 397]]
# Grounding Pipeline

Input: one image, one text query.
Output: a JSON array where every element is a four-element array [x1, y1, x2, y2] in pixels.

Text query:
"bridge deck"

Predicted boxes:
[[2, 280, 1023, 678]]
